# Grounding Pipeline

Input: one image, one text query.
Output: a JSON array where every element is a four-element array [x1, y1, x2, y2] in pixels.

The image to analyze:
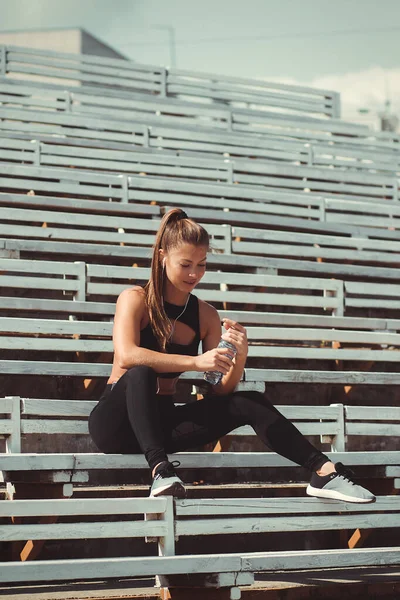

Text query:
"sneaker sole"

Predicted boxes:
[[150, 481, 187, 499], [306, 484, 376, 503]]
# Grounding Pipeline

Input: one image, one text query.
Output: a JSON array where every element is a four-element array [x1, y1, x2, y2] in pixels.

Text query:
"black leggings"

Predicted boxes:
[[88, 365, 329, 473]]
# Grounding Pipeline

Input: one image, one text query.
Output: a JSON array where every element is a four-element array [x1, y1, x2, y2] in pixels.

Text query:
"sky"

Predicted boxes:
[[1, 0, 400, 127]]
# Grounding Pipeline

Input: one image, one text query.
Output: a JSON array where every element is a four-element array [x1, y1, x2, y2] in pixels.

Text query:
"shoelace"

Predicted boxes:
[[155, 460, 181, 479], [335, 462, 356, 484]]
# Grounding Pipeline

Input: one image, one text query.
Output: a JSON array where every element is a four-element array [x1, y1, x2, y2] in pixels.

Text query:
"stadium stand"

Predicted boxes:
[[1, 124, 400, 174], [0, 45, 342, 117], [1, 120, 399, 174], [1, 395, 399, 586], [3, 202, 400, 269], [1, 136, 399, 205], [0, 44, 399, 598]]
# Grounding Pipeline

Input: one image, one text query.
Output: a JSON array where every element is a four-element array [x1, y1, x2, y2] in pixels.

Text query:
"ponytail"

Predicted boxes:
[[144, 208, 209, 351]]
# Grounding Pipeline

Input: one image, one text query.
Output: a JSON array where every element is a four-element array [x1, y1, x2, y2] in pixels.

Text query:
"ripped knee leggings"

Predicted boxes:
[[88, 365, 329, 473]]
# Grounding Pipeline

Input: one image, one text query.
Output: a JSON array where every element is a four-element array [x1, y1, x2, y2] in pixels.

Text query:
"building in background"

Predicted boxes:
[[379, 100, 399, 132], [0, 28, 128, 87], [0, 27, 127, 60]]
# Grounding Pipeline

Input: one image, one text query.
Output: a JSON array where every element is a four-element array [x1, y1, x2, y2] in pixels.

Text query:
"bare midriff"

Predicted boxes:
[[106, 293, 203, 397], [107, 367, 179, 396]]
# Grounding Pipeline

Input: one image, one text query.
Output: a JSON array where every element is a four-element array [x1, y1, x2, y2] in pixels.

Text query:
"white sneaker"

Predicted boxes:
[[149, 460, 186, 498], [306, 462, 376, 503]]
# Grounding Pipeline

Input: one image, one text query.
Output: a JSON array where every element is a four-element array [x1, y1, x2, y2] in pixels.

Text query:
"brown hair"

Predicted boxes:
[[144, 208, 210, 351]]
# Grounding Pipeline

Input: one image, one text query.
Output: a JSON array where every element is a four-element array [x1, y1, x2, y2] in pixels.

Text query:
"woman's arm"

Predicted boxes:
[[201, 305, 248, 396], [113, 288, 196, 373]]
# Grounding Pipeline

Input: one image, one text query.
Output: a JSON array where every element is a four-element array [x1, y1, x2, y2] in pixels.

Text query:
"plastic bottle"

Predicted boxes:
[[204, 339, 237, 385]]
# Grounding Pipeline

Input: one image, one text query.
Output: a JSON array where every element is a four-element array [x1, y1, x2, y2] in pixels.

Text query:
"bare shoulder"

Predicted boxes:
[[118, 285, 145, 300], [198, 298, 220, 338], [198, 298, 219, 319], [116, 286, 146, 312]]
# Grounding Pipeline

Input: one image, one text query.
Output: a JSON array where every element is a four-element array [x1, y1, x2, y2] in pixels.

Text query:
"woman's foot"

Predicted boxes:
[[149, 460, 186, 498], [306, 462, 376, 503]]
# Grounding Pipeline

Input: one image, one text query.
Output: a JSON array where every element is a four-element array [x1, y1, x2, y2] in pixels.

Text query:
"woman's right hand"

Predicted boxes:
[[194, 347, 234, 374]]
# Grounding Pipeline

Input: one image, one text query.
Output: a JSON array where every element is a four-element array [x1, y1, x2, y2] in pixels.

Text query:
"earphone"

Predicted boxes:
[[161, 256, 190, 340], [166, 293, 190, 340]]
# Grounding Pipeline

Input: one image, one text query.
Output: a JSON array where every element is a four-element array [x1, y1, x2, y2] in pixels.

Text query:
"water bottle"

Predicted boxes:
[[204, 339, 237, 385]]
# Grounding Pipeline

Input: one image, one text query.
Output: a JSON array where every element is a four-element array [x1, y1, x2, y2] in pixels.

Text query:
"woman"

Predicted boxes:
[[89, 208, 374, 503]]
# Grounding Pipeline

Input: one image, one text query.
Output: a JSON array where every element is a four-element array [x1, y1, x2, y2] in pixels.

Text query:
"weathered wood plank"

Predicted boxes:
[[0, 257, 83, 274], [87, 286, 340, 309], [20, 420, 90, 435], [1, 276, 78, 292], [22, 399, 96, 417], [16, 421, 338, 438], [0, 497, 167, 517], [0, 361, 111, 376], [386, 467, 400, 477], [176, 514, 399, 536], [1, 451, 399, 471], [247, 348, 400, 361], [0, 421, 13, 434], [0, 547, 399, 583], [0, 397, 15, 413], [0, 317, 112, 336], [175, 496, 398, 516], [246, 327, 400, 345], [0, 520, 168, 542], [248, 369, 400, 384], [2, 295, 399, 331], [0, 296, 115, 316], [3, 360, 400, 384], [19, 400, 339, 420], [346, 424, 400, 436], [0, 192, 160, 216], [2, 338, 112, 353], [345, 406, 400, 420]]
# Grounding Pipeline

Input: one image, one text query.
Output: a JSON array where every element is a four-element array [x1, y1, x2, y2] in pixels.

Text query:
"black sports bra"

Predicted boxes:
[[140, 293, 201, 379]]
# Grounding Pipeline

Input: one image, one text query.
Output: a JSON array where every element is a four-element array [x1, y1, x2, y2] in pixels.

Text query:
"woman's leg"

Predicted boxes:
[[89, 366, 174, 470], [88, 381, 142, 454], [167, 389, 329, 471], [167, 389, 375, 502], [89, 380, 374, 502]]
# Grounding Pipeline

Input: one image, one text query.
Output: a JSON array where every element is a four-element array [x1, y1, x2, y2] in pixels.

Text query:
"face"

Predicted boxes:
[[161, 243, 207, 292]]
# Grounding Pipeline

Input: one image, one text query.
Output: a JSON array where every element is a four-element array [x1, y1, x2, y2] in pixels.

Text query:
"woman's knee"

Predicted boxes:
[[125, 365, 158, 383], [244, 390, 265, 400], [230, 389, 281, 420], [232, 390, 266, 405]]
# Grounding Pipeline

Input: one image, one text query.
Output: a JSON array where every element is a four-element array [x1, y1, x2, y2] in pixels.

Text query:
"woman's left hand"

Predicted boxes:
[[221, 318, 248, 359]]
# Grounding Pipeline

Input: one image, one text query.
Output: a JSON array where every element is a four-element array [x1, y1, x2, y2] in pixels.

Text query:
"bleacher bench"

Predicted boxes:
[[0, 395, 399, 596], [0, 495, 399, 598], [1, 397, 399, 492]]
